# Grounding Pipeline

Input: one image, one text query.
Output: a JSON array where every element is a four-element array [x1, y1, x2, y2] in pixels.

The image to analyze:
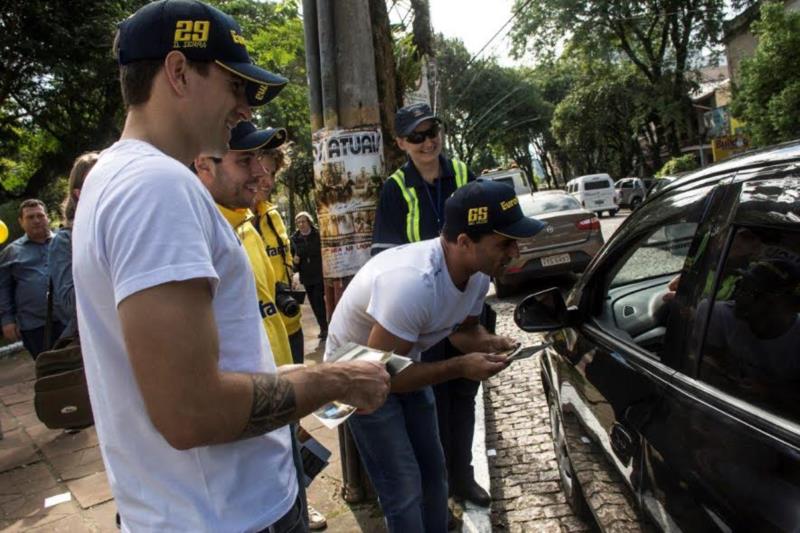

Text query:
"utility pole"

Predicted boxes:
[[302, 0, 394, 503]]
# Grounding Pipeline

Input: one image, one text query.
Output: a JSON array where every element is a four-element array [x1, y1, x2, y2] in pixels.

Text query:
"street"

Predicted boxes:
[[482, 209, 629, 532]]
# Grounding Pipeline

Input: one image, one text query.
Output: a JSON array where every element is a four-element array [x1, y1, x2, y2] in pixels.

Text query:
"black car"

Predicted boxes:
[[515, 141, 800, 531]]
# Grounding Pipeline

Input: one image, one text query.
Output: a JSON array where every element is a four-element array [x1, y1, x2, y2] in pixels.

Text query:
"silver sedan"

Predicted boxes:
[[494, 191, 605, 297]]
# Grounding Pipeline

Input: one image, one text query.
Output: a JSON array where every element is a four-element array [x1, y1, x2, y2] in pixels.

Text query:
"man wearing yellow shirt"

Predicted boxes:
[[244, 122, 305, 364], [194, 131, 293, 367]]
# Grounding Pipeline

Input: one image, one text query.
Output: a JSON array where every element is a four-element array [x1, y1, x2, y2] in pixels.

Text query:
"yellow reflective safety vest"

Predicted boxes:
[[217, 205, 293, 367], [387, 158, 469, 243]]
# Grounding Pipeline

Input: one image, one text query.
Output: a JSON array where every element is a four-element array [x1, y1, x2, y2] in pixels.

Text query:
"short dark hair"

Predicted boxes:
[[114, 31, 212, 107], [18, 199, 46, 218], [441, 225, 491, 243]]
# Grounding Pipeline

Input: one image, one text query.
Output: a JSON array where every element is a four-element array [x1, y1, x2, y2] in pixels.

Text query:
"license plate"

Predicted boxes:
[[541, 253, 571, 267], [594, 200, 605, 205]]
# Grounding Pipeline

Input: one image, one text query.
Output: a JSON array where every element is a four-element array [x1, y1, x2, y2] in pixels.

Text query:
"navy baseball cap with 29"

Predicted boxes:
[[228, 121, 287, 151], [444, 179, 545, 239], [116, 0, 287, 106]]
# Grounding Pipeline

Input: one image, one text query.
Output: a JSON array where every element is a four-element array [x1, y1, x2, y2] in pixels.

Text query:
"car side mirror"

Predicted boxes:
[[514, 287, 573, 332]]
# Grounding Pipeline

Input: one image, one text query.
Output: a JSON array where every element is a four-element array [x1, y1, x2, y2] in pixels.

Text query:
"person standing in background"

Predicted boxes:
[[0, 199, 64, 358], [371, 103, 491, 509], [247, 122, 305, 364], [49, 152, 99, 341], [292, 212, 327, 340]]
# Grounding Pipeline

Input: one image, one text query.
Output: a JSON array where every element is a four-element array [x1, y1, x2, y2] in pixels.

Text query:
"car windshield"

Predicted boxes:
[[521, 195, 582, 216]]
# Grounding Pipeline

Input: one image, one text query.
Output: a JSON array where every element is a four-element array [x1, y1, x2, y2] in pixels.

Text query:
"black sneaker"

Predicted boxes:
[[452, 479, 491, 507]]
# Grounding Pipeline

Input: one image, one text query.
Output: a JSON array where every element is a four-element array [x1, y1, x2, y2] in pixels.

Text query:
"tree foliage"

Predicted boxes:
[[656, 153, 697, 177], [551, 57, 649, 178], [730, 2, 800, 147], [1, 0, 145, 209], [510, 0, 749, 169], [434, 36, 548, 186]]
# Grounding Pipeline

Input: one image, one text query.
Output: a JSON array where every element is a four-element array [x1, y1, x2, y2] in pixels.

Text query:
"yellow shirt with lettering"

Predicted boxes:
[[254, 201, 302, 335], [218, 205, 293, 366]]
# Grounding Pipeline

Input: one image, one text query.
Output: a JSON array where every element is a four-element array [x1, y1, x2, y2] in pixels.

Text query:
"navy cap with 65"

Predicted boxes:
[[116, 0, 287, 106], [443, 180, 545, 239]]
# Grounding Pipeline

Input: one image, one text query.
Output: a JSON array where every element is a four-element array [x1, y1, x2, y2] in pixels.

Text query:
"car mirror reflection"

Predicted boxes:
[[514, 287, 569, 332]]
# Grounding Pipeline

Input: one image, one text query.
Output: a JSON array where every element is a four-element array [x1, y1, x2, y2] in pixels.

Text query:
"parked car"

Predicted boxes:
[[565, 173, 618, 217], [646, 172, 690, 198], [614, 177, 652, 209], [480, 168, 532, 195], [494, 191, 604, 297], [514, 140, 800, 532]]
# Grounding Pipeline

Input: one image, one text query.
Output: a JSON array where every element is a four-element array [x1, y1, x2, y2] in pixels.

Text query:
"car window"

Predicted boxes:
[[698, 226, 800, 422], [584, 180, 611, 190], [622, 182, 633, 188], [610, 221, 698, 287], [522, 195, 582, 216], [593, 185, 715, 356], [494, 177, 514, 189]]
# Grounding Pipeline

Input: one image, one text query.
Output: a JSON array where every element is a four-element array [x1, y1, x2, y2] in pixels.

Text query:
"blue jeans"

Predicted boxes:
[[347, 387, 448, 533]]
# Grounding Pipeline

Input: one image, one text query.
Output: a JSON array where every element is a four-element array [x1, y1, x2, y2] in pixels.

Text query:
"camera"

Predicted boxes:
[[274, 282, 301, 317]]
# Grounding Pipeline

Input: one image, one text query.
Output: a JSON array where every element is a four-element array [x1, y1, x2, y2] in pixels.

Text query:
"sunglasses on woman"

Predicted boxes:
[[404, 124, 440, 144]]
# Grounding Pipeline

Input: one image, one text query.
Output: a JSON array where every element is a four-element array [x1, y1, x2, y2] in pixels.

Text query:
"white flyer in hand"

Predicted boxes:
[[313, 342, 412, 429]]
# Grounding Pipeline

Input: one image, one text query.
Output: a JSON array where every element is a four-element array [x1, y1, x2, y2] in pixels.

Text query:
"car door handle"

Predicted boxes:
[[610, 422, 635, 466]]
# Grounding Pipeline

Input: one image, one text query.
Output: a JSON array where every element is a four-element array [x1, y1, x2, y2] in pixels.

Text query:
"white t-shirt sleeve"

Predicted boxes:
[[98, 165, 220, 306], [366, 268, 432, 343]]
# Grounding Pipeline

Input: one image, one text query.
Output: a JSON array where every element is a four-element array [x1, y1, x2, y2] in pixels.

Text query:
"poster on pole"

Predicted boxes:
[[313, 127, 384, 278]]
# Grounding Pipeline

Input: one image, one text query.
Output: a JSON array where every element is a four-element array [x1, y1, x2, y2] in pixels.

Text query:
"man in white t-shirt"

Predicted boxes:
[[72, 2, 389, 531], [324, 180, 545, 532]]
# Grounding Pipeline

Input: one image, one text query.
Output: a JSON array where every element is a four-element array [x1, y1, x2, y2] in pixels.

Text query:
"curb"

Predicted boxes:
[[462, 383, 492, 532], [0, 341, 24, 359]]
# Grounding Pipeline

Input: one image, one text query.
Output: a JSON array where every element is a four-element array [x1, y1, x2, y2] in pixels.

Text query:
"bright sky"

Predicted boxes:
[[428, 0, 520, 66]]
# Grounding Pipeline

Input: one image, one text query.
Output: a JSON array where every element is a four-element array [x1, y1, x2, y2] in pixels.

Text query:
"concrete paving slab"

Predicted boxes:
[[40, 428, 98, 460], [0, 428, 39, 473], [66, 471, 113, 509], [0, 354, 35, 388], [0, 383, 34, 407], [50, 445, 104, 482], [0, 462, 81, 530], [84, 500, 119, 532]]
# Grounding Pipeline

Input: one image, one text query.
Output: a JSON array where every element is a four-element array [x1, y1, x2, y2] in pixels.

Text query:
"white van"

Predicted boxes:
[[565, 173, 618, 217], [480, 168, 532, 195]]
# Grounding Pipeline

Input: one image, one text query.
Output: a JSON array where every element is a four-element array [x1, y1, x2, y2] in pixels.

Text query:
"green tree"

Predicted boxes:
[[510, 0, 745, 168], [1, 0, 144, 208], [434, 36, 547, 183], [730, 2, 800, 146], [656, 154, 697, 177], [551, 59, 648, 179]]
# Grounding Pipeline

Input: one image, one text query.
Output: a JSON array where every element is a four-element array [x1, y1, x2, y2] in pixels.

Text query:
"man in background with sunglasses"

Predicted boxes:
[[370, 104, 493, 514]]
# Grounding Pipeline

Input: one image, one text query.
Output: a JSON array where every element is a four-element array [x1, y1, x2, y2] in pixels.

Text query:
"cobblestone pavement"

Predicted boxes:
[[484, 294, 593, 533], [482, 211, 629, 532]]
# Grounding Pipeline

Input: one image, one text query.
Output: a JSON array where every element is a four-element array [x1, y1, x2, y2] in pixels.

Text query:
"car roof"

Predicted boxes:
[[646, 140, 800, 201]]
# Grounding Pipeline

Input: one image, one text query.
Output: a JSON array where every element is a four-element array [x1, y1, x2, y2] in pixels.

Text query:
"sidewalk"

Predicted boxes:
[[0, 298, 497, 532], [0, 303, 385, 532]]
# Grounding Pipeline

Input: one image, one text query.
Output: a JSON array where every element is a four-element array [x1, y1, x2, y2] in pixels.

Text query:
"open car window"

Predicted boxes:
[[593, 185, 716, 357]]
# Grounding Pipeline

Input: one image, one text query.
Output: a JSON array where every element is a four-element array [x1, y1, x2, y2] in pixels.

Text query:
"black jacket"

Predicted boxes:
[[291, 227, 323, 286]]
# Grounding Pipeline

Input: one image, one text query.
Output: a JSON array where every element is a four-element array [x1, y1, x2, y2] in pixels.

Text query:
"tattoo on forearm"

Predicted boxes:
[[240, 373, 297, 439]]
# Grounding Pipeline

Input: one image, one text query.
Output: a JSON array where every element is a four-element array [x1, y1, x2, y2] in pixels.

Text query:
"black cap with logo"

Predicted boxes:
[[394, 103, 441, 137], [443, 180, 545, 239], [116, 0, 287, 106], [228, 121, 287, 151]]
